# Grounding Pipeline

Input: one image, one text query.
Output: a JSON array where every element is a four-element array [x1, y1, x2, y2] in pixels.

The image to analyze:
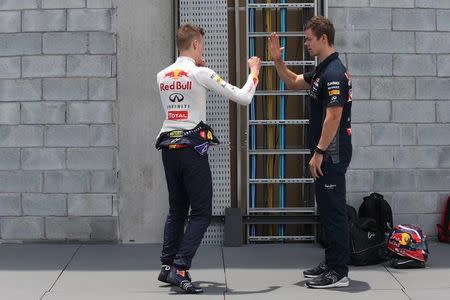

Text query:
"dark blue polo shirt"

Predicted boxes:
[[304, 52, 352, 164]]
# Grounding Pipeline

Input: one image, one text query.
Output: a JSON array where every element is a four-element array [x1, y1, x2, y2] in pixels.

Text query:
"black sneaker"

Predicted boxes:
[[167, 268, 203, 294], [306, 270, 349, 289], [303, 262, 328, 278], [158, 264, 172, 284]]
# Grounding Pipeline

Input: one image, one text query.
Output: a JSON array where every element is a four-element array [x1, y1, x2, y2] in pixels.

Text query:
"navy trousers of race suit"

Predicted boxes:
[[315, 157, 351, 277], [160, 147, 212, 269]]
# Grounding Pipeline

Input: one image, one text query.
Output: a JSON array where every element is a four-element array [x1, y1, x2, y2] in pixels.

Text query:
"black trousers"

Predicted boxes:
[[315, 159, 350, 277], [160, 147, 212, 269]]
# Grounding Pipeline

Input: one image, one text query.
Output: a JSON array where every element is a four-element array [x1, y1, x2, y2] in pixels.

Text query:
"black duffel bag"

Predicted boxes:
[[349, 217, 387, 266]]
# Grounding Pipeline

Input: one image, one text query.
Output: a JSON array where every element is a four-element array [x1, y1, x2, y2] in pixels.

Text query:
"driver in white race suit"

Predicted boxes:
[[156, 24, 261, 294]]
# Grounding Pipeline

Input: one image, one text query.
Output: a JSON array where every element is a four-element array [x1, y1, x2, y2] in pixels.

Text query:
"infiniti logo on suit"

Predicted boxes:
[[169, 93, 184, 102]]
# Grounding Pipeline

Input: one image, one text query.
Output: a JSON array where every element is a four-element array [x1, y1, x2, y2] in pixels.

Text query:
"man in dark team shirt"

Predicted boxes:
[[269, 16, 352, 288]]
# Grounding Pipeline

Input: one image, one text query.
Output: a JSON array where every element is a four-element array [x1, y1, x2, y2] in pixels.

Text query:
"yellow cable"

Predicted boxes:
[[265, 0, 275, 236]]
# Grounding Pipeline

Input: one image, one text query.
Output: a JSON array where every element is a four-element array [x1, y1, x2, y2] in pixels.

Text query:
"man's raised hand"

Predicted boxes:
[[268, 32, 284, 62]]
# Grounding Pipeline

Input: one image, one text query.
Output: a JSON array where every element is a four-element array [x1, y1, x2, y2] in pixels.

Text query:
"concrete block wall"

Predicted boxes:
[[0, 0, 118, 241], [329, 0, 450, 236], [1, 0, 449, 242]]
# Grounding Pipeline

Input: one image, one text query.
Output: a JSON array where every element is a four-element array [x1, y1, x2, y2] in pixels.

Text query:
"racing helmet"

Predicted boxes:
[[387, 224, 429, 268]]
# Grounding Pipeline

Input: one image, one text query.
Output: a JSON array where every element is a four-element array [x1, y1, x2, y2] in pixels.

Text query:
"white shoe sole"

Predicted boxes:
[[303, 273, 324, 279], [306, 277, 350, 289]]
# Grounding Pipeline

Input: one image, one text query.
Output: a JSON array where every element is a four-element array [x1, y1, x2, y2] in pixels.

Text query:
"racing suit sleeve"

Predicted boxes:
[[193, 67, 258, 105]]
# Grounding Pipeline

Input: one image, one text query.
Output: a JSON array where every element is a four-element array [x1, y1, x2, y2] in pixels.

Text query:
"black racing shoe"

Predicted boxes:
[[303, 262, 328, 278], [158, 264, 172, 284], [306, 270, 350, 289], [167, 268, 203, 294]]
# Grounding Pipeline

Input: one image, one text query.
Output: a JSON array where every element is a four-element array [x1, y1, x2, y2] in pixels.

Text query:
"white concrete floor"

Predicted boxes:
[[0, 242, 448, 299]]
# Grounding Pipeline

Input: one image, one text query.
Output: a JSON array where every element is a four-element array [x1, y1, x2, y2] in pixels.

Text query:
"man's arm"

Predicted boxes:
[[194, 57, 261, 105], [308, 106, 343, 179], [269, 32, 311, 90], [273, 61, 311, 90], [317, 106, 343, 151]]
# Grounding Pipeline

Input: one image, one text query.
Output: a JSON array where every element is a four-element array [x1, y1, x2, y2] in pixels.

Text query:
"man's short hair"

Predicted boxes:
[[176, 24, 204, 51], [305, 16, 335, 46]]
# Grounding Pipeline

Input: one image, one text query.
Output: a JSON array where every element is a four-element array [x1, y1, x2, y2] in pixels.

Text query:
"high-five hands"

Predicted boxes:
[[248, 56, 261, 77], [268, 32, 284, 62]]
